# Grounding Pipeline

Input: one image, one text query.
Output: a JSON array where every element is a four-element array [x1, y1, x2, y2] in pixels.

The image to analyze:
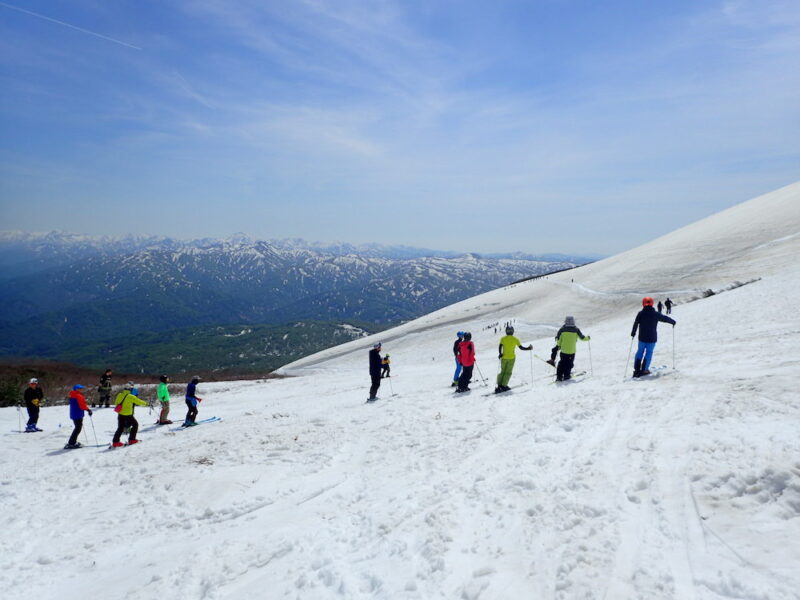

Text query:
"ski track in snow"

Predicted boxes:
[[1, 183, 800, 599]]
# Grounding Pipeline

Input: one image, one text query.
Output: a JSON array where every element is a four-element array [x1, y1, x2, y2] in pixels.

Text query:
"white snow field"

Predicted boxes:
[[2, 182, 800, 600]]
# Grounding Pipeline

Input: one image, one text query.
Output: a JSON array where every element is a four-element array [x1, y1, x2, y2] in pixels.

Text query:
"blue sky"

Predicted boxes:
[[1, 0, 798, 255]]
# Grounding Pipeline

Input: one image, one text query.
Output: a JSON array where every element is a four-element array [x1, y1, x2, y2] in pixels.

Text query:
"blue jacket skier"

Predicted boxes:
[[184, 376, 203, 427], [65, 385, 91, 449], [452, 332, 465, 387]]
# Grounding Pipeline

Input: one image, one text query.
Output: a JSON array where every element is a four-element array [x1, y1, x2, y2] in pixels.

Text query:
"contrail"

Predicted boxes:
[[0, 1, 142, 50]]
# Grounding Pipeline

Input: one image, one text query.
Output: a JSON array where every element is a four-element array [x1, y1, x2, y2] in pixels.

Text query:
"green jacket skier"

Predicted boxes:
[[157, 375, 172, 424], [495, 326, 532, 392], [554, 316, 589, 381]]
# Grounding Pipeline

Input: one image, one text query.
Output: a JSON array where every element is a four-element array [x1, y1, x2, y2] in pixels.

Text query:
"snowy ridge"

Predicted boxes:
[[2, 182, 800, 599]]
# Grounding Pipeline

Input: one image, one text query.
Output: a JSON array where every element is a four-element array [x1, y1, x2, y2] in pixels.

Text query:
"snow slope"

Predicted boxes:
[[1, 182, 799, 600]]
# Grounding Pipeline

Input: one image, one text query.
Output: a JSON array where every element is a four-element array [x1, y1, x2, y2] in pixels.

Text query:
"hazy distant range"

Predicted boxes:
[[0, 232, 598, 374]]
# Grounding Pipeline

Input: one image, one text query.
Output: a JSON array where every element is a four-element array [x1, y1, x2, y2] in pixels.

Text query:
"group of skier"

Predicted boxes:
[[368, 296, 677, 398], [21, 373, 206, 450]]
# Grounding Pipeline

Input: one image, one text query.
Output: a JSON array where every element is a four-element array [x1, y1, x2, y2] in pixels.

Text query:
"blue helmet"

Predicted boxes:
[[72, 384, 85, 391], [457, 331, 465, 337]]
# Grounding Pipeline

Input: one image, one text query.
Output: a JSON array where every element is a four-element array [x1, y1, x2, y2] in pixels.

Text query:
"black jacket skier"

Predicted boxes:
[[631, 305, 675, 343], [368, 343, 382, 401]]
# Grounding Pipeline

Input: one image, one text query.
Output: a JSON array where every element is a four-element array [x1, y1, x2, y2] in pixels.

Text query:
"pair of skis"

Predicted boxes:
[[169, 416, 223, 431]]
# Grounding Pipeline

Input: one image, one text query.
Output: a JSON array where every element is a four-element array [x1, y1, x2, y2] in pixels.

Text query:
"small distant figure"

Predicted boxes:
[[24, 378, 44, 432], [665, 298, 673, 315], [657, 301, 663, 313], [65, 384, 91, 449], [381, 354, 391, 378], [631, 297, 676, 377], [368, 343, 382, 401], [456, 332, 475, 393], [95, 368, 112, 408], [554, 316, 590, 381]]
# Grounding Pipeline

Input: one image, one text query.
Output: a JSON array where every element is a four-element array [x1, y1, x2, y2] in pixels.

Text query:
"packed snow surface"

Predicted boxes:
[[2, 183, 800, 599]]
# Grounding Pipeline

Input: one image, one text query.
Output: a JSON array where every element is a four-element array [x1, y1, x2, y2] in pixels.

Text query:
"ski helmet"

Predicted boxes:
[[29, 378, 38, 384], [72, 384, 85, 391], [373, 342, 381, 349], [160, 375, 169, 383], [457, 331, 465, 338], [565, 316, 575, 327], [125, 381, 135, 390], [506, 326, 514, 335], [642, 297, 654, 307], [464, 332, 472, 341]]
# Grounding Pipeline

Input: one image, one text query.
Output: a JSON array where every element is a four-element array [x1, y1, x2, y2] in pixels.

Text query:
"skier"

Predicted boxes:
[[657, 301, 663, 313], [95, 368, 112, 408], [452, 332, 465, 387], [184, 376, 203, 426], [156, 375, 172, 424], [65, 385, 91, 449], [367, 343, 382, 402], [381, 354, 391, 378], [23, 378, 44, 432], [495, 325, 532, 392], [456, 332, 475, 393], [112, 383, 148, 447], [631, 297, 676, 377], [553, 316, 590, 381], [665, 297, 673, 315]]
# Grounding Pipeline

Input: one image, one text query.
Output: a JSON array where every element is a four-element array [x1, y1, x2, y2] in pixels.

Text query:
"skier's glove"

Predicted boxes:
[[88, 409, 93, 416]]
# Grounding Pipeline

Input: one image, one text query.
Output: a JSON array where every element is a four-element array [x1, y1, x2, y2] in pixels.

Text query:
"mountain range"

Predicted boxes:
[[0, 232, 594, 372]]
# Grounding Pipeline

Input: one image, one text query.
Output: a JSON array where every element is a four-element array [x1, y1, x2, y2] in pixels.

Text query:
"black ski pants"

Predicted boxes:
[[185, 399, 198, 424], [369, 375, 381, 399], [556, 353, 575, 381], [113, 415, 138, 444], [26, 404, 39, 427], [458, 365, 474, 391], [68, 418, 83, 445]]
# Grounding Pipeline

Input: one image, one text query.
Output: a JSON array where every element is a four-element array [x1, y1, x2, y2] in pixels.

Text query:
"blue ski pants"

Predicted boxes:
[[453, 358, 462, 382], [635, 341, 657, 371]]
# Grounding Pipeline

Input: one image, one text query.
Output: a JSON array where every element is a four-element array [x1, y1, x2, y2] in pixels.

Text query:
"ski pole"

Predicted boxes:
[[17, 403, 22, 433], [89, 414, 98, 446], [624, 336, 634, 380], [588, 340, 594, 376], [475, 363, 489, 387], [529, 350, 534, 388], [83, 421, 90, 444], [387, 376, 395, 397], [672, 326, 676, 370]]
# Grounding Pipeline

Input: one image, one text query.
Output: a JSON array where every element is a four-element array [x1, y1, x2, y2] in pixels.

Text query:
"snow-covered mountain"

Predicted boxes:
[[2, 181, 799, 599], [0, 234, 588, 360]]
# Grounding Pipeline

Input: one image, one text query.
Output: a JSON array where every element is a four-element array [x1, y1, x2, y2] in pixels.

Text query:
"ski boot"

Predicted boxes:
[[633, 359, 642, 378]]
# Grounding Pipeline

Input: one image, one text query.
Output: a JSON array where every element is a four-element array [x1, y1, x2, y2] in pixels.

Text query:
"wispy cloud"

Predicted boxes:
[[1, 0, 798, 253], [0, 1, 141, 50]]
